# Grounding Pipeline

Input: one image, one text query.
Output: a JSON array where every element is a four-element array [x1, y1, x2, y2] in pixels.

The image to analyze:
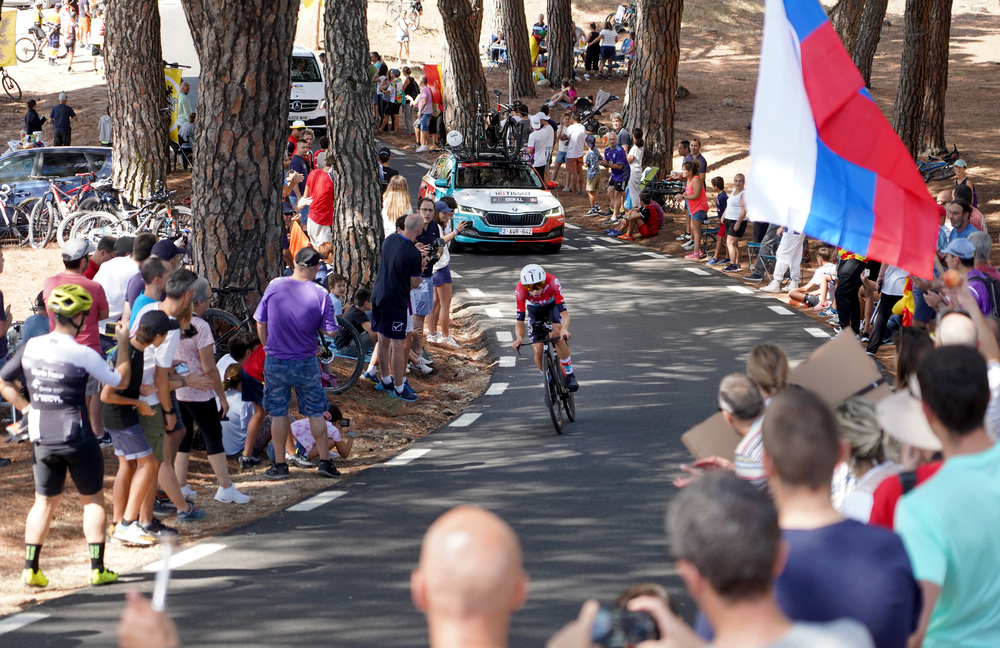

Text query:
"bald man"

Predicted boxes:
[[412, 506, 529, 648]]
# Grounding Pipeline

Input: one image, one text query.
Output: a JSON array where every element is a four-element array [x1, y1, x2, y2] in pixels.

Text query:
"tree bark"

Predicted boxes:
[[918, 0, 952, 155], [501, 0, 535, 98], [852, 0, 888, 87], [181, 0, 298, 310], [438, 0, 489, 138], [890, 0, 931, 157], [623, 0, 683, 172], [545, 0, 573, 85], [324, 0, 383, 288], [104, 0, 169, 205], [832, 0, 866, 54]]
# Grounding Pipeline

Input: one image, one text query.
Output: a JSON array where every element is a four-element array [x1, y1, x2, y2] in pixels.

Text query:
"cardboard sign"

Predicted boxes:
[[681, 412, 742, 461]]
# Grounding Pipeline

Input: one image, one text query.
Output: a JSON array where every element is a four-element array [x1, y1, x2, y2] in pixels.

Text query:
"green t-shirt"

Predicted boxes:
[[896, 442, 1000, 647], [368, 63, 378, 92]]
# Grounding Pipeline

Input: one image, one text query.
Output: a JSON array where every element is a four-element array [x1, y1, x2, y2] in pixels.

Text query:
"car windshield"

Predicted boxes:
[[457, 164, 543, 190], [291, 56, 322, 83]]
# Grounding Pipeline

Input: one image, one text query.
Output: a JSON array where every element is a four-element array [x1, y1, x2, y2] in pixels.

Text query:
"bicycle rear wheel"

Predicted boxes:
[[2, 204, 29, 246], [202, 308, 244, 360], [70, 212, 126, 245], [153, 205, 192, 240], [386, 0, 402, 24], [544, 351, 564, 434], [562, 384, 576, 422], [406, 7, 421, 29], [3, 73, 22, 102], [15, 38, 37, 64], [320, 316, 366, 395], [56, 209, 88, 247], [925, 166, 956, 183], [27, 199, 53, 249]]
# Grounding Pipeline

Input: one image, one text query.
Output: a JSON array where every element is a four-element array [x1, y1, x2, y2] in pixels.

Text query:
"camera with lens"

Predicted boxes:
[[591, 608, 659, 648], [426, 237, 446, 266]]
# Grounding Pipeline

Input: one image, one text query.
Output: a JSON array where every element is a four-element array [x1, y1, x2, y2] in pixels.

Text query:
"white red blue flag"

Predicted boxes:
[[746, 0, 939, 278]]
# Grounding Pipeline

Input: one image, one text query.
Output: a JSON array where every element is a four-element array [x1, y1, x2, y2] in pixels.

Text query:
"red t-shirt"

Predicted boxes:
[[243, 345, 265, 381], [868, 461, 943, 529], [83, 259, 100, 280], [305, 169, 334, 227], [42, 271, 110, 354]]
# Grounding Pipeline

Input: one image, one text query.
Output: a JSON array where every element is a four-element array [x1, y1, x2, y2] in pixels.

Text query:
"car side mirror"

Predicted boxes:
[[434, 178, 449, 188]]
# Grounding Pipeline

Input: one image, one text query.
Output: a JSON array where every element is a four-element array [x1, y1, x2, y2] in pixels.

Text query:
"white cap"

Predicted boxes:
[[291, 120, 306, 129], [529, 115, 541, 129]]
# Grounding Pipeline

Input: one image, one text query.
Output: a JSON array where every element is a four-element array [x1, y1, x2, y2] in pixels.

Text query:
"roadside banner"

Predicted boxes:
[[165, 66, 183, 143], [0, 10, 18, 68]]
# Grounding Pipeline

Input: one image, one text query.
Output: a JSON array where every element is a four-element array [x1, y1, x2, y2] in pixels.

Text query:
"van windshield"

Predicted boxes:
[[291, 56, 322, 83], [457, 164, 543, 189]]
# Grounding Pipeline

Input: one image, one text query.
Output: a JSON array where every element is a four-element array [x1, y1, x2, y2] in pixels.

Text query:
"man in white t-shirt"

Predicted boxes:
[[563, 111, 587, 194], [526, 115, 554, 182], [93, 236, 138, 336]]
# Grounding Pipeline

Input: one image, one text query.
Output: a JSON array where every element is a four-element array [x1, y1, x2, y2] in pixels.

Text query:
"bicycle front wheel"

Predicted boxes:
[[544, 351, 564, 434], [202, 308, 244, 360], [925, 166, 956, 183], [27, 199, 53, 249], [406, 7, 421, 30], [3, 203, 29, 246], [15, 38, 37, 63], [320, 316, 366, 395], [56, 209, 89, 247], [3, 73, 22, 102], [70, 212, 125, 246], [562, 384, 576, 422], [386, 0, 402, 24], [153, 205, 192, 240]]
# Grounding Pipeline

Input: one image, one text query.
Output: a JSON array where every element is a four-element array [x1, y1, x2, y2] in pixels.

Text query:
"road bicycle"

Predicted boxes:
[[517, 320, 575, 434], [606, 2, 636, 34], [472, 89, 525, 161], [917, 145, 960, 183], [27, 173, 95, 249], [0, 185, 30, 246], [0, 67, 21, 102], [386, 0, 422, 30], [202, 286, 365, 395], [69, 189, 193, 245]]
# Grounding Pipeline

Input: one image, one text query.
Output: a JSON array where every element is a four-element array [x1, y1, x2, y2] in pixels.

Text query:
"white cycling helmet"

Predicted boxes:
[[446, 130, 463, 147], [520, 264, 546, 286]]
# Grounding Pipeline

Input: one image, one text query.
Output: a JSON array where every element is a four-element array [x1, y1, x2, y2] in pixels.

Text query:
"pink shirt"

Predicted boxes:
[[43, 272, 109, 354], [174, 316, 216, 402]]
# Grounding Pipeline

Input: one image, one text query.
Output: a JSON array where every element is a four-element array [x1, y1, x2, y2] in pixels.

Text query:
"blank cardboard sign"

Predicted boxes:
[[681, 412, 742, 461]]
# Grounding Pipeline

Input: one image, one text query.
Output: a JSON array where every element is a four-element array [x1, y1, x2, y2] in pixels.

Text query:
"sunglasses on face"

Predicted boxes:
[[525, 281, 545, 291]]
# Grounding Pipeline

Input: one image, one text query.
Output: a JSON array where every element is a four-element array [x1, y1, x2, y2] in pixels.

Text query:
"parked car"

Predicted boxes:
[[419, 150, 565, 253], [0, 146, 112, 204]]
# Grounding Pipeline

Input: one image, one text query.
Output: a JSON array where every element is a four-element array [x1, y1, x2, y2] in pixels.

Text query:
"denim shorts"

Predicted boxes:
[[420, 114, 431, 131], [555, 151, 567, 164], [109, 423, 153, 461], [690, 209, 708, 222], [263, 355, 328, 418], [412, 277, 434, 316]]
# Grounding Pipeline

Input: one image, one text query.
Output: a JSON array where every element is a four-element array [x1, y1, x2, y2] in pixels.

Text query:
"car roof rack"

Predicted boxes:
[[448, 147, 519, 163]]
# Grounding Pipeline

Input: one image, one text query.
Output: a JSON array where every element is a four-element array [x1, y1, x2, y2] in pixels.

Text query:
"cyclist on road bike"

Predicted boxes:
[[512, 264, 579, 392]]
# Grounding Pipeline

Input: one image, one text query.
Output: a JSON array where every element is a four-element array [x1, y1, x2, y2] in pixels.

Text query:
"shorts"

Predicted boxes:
[[690, 209, 708, 222], [139, 404, 166, 463], [164, 394, 186, 435], [372, 301, 408, 340], [108, 423, 153, 461], [526, 303, 562, 341], [419, 114, 431, 131], [601, 45, 615, 60], [638, 222, 658, 238], [586, 175, 600, 192], [432, 266, 452, 287], [262, 355, 328, 418], [307, 218, 333, 246], [555, 151, 567, 164], [566, 157, 583, 174], [912, 287, 935, 324], [32, 435, 104, 497], [241, 370, 264, 404], [397, 35, 409, 42], [86, 373, 100, 397], [385, 102, 400, 116], [725, 218, 747, 238], [608, 178, 627, 192], [411, 277, 433, 316], [534, 165, 547, 180]]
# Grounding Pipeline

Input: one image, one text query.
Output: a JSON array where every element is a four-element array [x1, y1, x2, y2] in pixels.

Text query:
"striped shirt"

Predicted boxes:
[[734, 417, 767, 490]]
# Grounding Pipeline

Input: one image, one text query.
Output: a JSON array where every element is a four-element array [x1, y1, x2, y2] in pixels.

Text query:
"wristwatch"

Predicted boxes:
[[163, 408, 176, 416]]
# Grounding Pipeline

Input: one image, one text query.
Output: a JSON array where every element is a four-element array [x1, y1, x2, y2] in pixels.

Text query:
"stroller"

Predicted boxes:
[[574, 90, 619, 136]]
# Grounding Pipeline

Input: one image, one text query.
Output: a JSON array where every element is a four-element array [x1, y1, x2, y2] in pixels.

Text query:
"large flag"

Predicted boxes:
[[746, 0, 939, 278], [0, 10, 17, 68]]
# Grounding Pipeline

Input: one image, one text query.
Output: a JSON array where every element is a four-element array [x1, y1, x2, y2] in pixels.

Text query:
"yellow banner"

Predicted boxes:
[[302, 0, 318, 8], [0, 10, 18, 68], [165, 67, 183, 143]]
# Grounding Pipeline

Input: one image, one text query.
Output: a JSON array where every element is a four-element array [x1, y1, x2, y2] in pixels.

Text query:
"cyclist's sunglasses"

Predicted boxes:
[[525, 281, 545, 291]]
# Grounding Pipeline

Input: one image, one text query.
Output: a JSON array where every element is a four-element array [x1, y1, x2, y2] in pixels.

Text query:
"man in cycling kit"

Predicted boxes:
[[0, 285, 132, 588], [512, 264, 579, 392]]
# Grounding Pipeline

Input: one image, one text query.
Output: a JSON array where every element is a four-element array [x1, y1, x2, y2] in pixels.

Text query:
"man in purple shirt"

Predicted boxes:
[[942, 238, 994, 316], [255, 247, 339, 480], [599, 132, 630, 220]]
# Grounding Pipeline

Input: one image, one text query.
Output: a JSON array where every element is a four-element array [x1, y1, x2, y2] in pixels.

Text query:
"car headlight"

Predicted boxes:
[[457, 205, 488, 217], [542, 206, 564, 217], [319, 99, 327, 111]]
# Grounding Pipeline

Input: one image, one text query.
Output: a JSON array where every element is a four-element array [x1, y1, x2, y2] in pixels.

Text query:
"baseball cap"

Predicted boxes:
[[151, 239, 186, 260], [941, 237, 975, 260], [529, 115, 541, 130], [295, 246, 322, 267], [953, 159, 967, 168], [433, 200, 453, 214], [378, 147, 391, 162], [876, 387, 942, 451], [585, 134, 596, 147], [138, 309, 181, 337], [291, 120, 306, 130], [62, 238, 95, 262], [113, 236, 136, 257]]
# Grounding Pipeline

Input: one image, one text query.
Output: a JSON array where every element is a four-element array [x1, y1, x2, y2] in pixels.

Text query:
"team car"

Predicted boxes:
[[418, 150, 565, 253]]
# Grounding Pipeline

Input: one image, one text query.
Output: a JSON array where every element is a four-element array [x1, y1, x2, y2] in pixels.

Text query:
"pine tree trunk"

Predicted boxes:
[[623, 0, 683, 172], [852, 0, 888, 87], [324, 0, 383, 287], [918, 0, 952, 155], [545, 0, 573, 85], [891, 0, 930, 157], [181, 0, 298, 311], [104, 0, 168, 205], [439, 0, 489, 138], [501, 0, 535, 98], [832, 0, 866, 53]]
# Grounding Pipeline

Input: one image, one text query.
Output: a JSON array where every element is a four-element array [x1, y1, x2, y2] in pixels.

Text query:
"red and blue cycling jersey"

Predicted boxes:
[[515, 273, 567, 321]]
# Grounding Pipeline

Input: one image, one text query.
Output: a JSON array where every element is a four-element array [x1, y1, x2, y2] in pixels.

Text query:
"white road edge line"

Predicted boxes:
[[564, 223, 580, 229], [485, 307, 504, 318], [416, 162, 432, 169], [467, 288, 486, 297], [384, 448, 431, 465], [563, 245, 578, 250], [805, 327, 831, 338], [768, 305, 793, 315], [0, 613, 49, 636], [142, 543, 226, 573], [450, 413, 482, 427], [496, 331, 513, 342], [727, 285, 754, 294], [643, 251, 660, 258], [451, 271, 462, 278], [685, 267, 710, 276], [499, 356, 516, 367], [486, 382, 509, 396], [286, 490, 348, 512]]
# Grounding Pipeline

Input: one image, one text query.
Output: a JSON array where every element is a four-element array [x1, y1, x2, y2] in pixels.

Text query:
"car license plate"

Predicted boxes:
[[499, 227, 533, 236]]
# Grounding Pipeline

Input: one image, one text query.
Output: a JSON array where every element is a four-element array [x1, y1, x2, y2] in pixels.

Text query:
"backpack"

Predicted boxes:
[[968, 273, 1000, 318]]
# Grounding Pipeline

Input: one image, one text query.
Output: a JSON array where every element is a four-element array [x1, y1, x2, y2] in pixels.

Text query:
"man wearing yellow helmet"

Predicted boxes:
[[0, 283, 132, 589]]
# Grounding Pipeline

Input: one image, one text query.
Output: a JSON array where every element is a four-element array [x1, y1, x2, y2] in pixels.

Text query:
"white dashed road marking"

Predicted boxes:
[[416, 162, 432, 169], [643, 252, 660, 259], [485, 307, 504, 318], [685, 267, 710, 276], [605, 237, 623, 244], [499, 356, 516, 367], [496, 331, 513, 342], [389, 148, 405, 156], [565, 223, 580, 229], [384, 448, 432, 465], [142, 543, 226, 573], [286, 490, 348, 512], [467, 288, 485, 297], [486, 382, 509, 396], [768, 305, 793, 315], [805, 327, 832, 338], [563, 245, 578, 250], [451, 271, 462, 278], [592, 244, 609, 251], [0, 613, 48, 636], [727, 285, 754, 294], [450, 413, 483, 427]]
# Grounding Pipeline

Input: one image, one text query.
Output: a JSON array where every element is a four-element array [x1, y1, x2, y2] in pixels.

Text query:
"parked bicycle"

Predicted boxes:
[[517, 319, 575, 434], [69, 188, 192, 245], [917, 145, 960, 183], [386, 0, 422, 29], [0, 185, 29, 246], [27, 173, 97, 249], [606, 2, 636, 33], [0, 67, 21, 102]]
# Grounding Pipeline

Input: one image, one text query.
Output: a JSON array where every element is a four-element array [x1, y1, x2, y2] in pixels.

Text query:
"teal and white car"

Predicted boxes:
[[418, 150, 565, 253]]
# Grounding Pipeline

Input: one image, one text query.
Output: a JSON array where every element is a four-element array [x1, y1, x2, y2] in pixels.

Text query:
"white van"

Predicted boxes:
[[290, 46, 327, 133]]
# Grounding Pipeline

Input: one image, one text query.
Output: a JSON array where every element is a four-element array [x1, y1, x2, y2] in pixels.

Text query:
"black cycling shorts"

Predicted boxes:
[[32, 435, 104, 497], [527, 303, 562, 341]]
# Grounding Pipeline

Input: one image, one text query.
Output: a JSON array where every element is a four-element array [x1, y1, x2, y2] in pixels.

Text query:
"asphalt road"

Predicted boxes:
[[0, 148, 831, 646]]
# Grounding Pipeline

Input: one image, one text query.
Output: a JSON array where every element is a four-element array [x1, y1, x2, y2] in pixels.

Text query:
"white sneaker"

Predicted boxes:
[[415, 145, 429, 153], [681, 241, 695, 251], [759, 280, 781, 293], [409, 359, 432, 374], [180, 485, 197, 500], [584, 73, 591, 81], [113, 521, 156, 546], [427, 331, 442, 344], [215, 485, 250, 504], [782, 282, 799, 292], [439, 335, 459, 348]]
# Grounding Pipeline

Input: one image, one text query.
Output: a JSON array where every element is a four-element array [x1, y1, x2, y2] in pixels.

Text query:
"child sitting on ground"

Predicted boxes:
[[547, 79, 577, 108], [584, 135, 602, 215], [288, 403, 356, 463], [615, 191, 662, 240], [788, 247, 837, 309]]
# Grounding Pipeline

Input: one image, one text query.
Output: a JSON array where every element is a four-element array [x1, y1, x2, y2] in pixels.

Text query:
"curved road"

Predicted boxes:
[[0, 150, 829, 646]]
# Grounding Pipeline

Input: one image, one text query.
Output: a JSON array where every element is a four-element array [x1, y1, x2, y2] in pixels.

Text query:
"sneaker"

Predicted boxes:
[[564, 373, 579, 392], [97, 432, 113, 448], [180, 485, 197, 500], [239, 454, 261, 470], [420, 351, 434, 364], [676, 233, 691, 241], [684, 251, 703, 260], [415, 145, 429, 153], [560, 187, 572, 193], [782, 282, 799, 292], [705, 257, 720, 266], [362, 369, 379, 383], [818, 307, 836, 318], [176, 504, 206, 522], [264, 463, 291, 480], [860, 333, 871, 344], [317, 459, 341, 478], [286, 452, 314, 469], [215, 485, 251, 504], [681, 241, 695, 251], [585, 206, 599, 215], [759, 280, 781, 293], [152, 499, 173, 520], [375, 379, 394, 392], [828, 316, 841, 327], [141, 518, 179, 540], [600, 209, 613, 217], [113, 521, 156, 546], [22, 568, 48, 588], [743, 273, 764, 282], [426, 331, 442, 344], [391, 382, 419, 402], [584, 73, 591, 80], [723, 264, 741, 272], [617, 233, 633, 241], [90, 568, 118, 586], [0, 456, 10, 467], [409, 359, 432, 375], [439, 335, 459, 348]]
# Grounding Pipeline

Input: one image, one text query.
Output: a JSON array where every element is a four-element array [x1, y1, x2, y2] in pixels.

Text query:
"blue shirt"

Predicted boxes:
[[130, 293, 157, 328], [50, 103, 75, 132], [937, 222, 976, 251], [716, 190, 728, 218]]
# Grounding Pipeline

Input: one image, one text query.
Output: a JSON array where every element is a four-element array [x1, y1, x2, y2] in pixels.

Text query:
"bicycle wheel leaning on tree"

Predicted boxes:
[[319, 316, 365, 395]]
